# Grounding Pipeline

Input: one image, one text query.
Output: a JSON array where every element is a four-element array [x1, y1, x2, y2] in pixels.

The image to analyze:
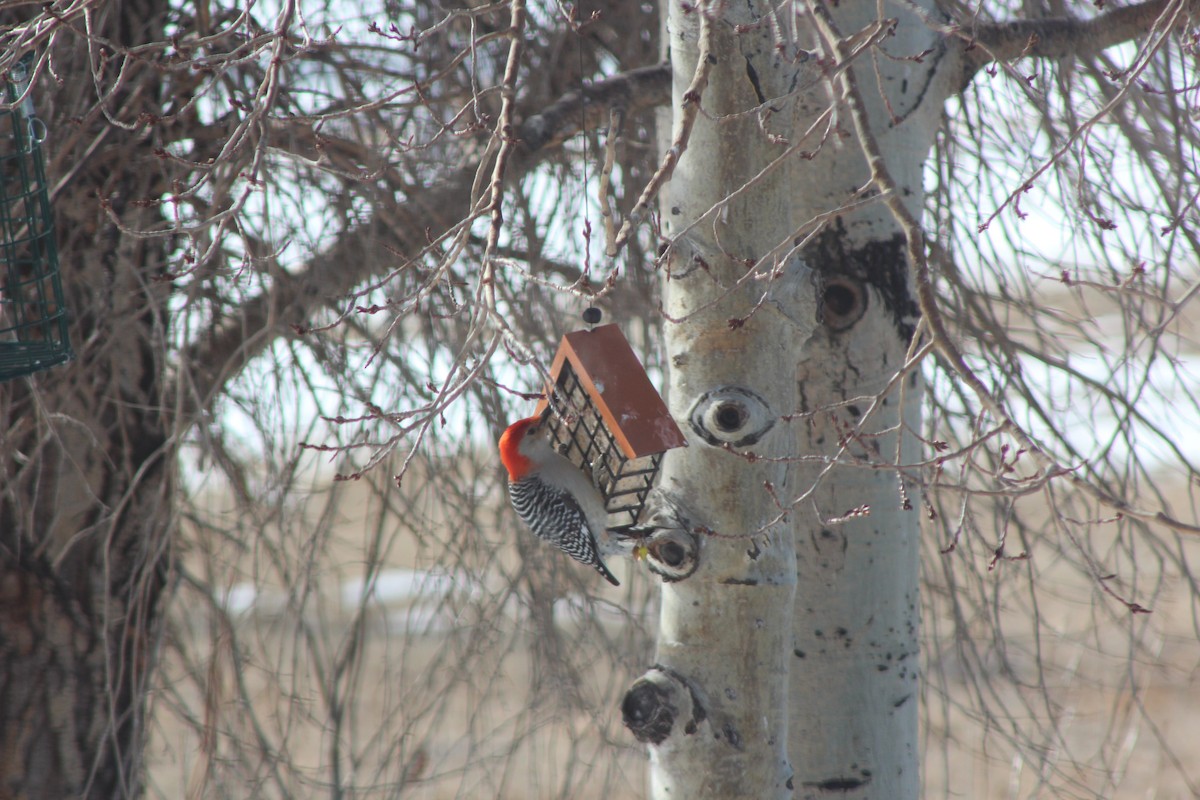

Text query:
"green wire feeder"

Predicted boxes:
[[0, 52, 72, 382]]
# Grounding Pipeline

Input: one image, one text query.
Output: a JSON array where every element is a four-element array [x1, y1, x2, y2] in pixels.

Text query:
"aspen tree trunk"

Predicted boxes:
[[630, 2, 813, 796], [632, 1, 954, 797], [785, 2, 951, 795]]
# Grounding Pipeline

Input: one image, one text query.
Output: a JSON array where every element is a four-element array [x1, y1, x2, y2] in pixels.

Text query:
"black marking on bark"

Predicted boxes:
[[820, 276, 866, 331], [722, 722, 743, 750], [688, 387, 773, 447], [658, 541, 686, 566], [715, 401, 748, 432], [806, 222, 919, 342], [745, 56, 767, 105], [622, 679, 676, 745], [805, 776, 870, 791]]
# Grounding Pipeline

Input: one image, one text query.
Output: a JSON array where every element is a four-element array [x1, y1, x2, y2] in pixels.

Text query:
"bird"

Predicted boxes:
[[498, 410, 621, 586]]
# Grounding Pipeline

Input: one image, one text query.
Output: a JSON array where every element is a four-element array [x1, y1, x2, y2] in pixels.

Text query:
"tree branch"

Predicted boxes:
[[813, 2, 1200, 539], [965, 0, 1187, 71], [519, 63, 671, 152], [182, 62, 670, 411]]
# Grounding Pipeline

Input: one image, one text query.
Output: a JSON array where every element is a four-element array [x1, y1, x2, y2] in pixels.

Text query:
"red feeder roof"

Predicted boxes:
[[535, 324, 687, 459]]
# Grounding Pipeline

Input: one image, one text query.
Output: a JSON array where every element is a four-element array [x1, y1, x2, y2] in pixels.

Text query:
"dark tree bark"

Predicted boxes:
[[0, 1, 174, 796]]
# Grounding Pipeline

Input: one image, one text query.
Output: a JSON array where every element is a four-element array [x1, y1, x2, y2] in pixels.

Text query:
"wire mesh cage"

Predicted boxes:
[[0, 53, 72, 382], [537, 323, 686, 533]]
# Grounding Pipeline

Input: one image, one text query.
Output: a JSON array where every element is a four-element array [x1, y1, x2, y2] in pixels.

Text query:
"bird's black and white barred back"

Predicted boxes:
[[509, 477, 620, 586]]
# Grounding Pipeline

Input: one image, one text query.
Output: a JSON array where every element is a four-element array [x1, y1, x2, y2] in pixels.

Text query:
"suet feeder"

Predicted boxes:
[[535, 317, 687, 533], [0, 53, 72, 382]]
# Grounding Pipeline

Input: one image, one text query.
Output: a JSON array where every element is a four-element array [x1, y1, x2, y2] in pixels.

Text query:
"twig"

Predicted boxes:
[[484, 0, 527, 257], [810, 0, 1200, 537], [598, 107, 624, 255], [611, 0, 718, 254]]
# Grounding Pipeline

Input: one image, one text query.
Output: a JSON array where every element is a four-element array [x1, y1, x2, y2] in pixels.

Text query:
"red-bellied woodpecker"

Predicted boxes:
[[499, 412, 621, 586]]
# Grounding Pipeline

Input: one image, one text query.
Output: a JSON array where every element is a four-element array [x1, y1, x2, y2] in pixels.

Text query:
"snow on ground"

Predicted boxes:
[[209, 567, 642, 635]]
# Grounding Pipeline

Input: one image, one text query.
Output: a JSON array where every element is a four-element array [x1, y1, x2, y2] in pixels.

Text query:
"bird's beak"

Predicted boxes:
[[537, 403, 554, 423]]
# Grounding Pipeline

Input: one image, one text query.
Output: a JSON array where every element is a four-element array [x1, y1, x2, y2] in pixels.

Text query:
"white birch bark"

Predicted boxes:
[[630, 1, 961, 798], [629, 3, 813, 797], [785, 4, 955, 796]]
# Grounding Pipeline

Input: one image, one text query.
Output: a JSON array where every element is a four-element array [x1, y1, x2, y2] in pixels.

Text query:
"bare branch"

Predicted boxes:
[[812, 1, 1200, 537], [182, 62, 670, 412], [483, 0, 527, 257], [965, 0, 1190, 72], [611, 3, 716, 254]]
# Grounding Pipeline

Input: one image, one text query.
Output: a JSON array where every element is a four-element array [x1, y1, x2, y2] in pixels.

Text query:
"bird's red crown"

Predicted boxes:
[[498, 416, 539, 481]]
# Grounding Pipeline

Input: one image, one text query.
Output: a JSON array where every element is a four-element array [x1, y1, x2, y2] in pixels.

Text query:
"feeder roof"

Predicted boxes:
[[536, 324, 687, 459]]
